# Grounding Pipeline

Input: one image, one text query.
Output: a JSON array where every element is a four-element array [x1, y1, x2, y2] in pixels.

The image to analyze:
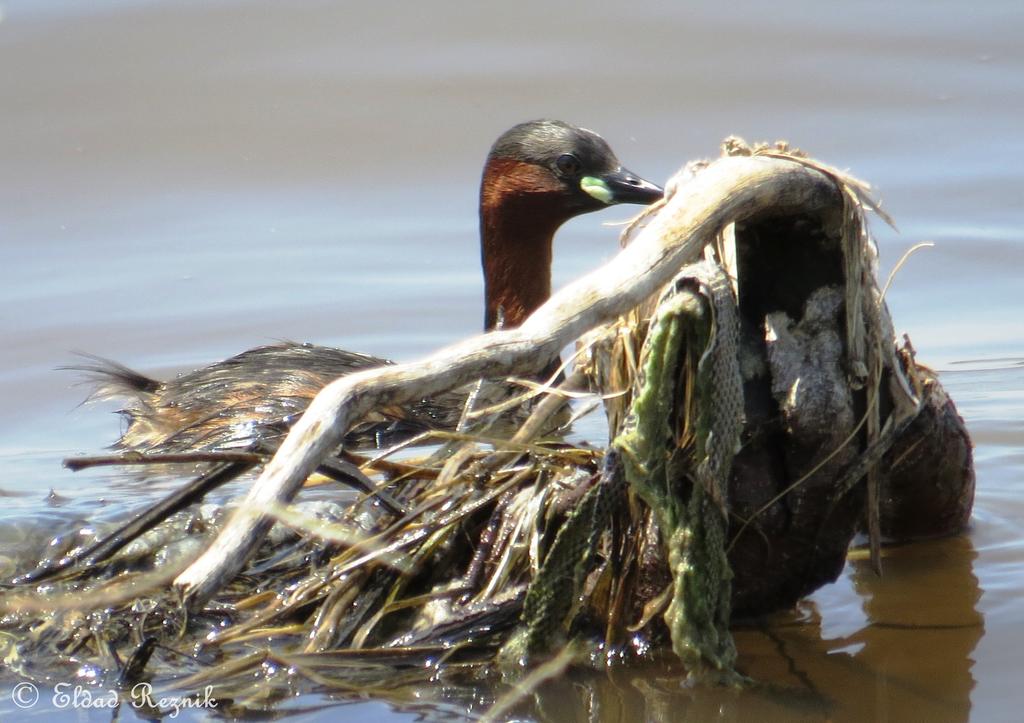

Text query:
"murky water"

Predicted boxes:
[[1, 0, 1021, 720]]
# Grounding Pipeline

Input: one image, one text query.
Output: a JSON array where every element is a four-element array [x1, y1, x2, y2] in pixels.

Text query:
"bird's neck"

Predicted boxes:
[[479, 158, 570, 331]]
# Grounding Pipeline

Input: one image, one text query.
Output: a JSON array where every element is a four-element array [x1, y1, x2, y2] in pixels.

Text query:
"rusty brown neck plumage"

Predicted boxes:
[[479, 157, 577, 331]]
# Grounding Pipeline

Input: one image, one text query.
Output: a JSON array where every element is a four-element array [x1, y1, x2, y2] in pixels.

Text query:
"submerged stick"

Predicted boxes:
[[174, 155, 841, 606], [14, 460, 254, 584], [63, 451, 263, 470]]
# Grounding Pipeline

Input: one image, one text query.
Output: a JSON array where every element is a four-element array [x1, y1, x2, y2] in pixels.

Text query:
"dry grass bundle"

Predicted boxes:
[[1, 141, 973, 715]]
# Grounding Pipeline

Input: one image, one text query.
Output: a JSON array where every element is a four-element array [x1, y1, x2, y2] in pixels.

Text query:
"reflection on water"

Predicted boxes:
[[418, 535, 983, 722], [490, 538, 983, 722], [2, 0, 1023, 719], [752, 539, 981, 722], [848, 539, 981, 720]]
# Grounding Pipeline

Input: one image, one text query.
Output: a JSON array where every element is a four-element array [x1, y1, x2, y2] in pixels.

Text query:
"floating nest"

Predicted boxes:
[[0, 140, 974, 717]]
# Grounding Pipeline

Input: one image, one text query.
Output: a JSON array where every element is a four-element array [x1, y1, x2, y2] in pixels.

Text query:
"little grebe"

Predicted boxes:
[[80, 120, 662, 451]]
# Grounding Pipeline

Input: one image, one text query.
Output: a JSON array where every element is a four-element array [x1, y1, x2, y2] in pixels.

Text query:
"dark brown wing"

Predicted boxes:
[[71, 343, 462, 452]]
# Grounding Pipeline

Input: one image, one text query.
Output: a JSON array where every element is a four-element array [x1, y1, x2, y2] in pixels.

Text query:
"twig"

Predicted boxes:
[[63, 451, 264, 471], [174, 155, 841, 607], [14, 461, 254, 584]]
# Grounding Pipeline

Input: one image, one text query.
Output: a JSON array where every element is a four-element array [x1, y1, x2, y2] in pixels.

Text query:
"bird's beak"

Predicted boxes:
[[581, 166, 663, 206]]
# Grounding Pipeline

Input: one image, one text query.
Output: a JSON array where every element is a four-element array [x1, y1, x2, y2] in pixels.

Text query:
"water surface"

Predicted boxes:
[[1, 1, 1021, 720]]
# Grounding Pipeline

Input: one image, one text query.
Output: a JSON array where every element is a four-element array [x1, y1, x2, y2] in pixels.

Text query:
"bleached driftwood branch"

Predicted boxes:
[[174, 155, 840, 606]]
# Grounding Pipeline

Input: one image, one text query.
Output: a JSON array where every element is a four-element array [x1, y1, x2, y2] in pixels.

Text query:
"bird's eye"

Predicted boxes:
[[555, 153, 582, 176]]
